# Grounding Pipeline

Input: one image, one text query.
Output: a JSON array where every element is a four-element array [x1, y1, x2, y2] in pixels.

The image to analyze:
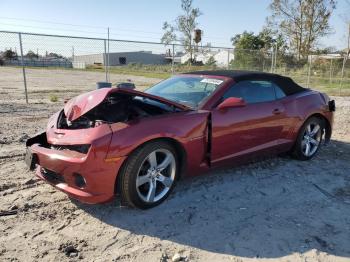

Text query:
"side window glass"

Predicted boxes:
[[222, 83, 242, 99], [274, 85, 286, 99], [223, 80, 276, 104]]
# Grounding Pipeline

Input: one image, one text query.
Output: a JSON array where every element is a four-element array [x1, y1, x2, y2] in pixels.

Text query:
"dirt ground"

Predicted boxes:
[[1, 67, 350, 262]]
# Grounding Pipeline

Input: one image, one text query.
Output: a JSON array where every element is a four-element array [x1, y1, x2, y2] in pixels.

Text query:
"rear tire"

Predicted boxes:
[[292, 117, 324, 161], [118, 141, 179, 209]]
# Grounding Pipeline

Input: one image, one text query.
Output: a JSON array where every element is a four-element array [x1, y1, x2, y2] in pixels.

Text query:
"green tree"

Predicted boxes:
[[231, 31, 266, 50], [3, 49, 17, 60], [268, 0, 336, 59], [161, 22, 177, 45], [161, 0, 202, 63], [231, 29, 287, 52], [230, 31, 278, 70], [26, 50, 39, 59], [46, 52, 63, 58], [258, 28, 288, 53]]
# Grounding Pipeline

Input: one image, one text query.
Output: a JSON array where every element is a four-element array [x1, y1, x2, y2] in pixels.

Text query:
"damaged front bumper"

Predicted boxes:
[[25, 132, 126, 204]]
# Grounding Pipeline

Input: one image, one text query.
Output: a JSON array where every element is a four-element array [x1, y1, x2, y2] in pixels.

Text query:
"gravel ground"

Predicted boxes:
[[0, 68, 350, 262]]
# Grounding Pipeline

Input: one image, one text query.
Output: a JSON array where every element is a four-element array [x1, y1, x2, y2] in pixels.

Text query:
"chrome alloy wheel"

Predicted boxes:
[[302, 123, 322, 157], [136, 149, 176, 203]]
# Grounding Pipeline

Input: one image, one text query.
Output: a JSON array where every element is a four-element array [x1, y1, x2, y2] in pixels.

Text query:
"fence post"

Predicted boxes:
[[329, 58, 333, 84], [172, 44, 175, 74], [339, 55, 348, 95], [307, 55, 312, 88], [104, 39, 108, 82], [270, 47, 274, 73], [274, 46, 277, 73], [339, 24, 350, 95], [107, 27, 110, 83], [262, 50, 265, 72], [18, 33, 28, 104], [227, 49, 230, 69]]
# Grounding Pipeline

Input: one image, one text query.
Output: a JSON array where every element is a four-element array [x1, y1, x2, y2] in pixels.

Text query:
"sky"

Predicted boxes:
[[0, 0, 349, 55]]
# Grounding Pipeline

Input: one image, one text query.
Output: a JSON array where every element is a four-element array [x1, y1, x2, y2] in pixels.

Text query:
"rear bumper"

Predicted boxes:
[[29, 142, 126, 204]]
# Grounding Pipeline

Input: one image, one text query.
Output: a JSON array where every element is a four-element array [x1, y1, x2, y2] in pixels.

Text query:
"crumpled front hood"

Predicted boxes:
[[64, 87, 190, 122], [64, 88, 111, 122]]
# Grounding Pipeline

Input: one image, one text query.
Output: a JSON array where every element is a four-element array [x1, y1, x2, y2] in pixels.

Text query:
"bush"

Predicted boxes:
[[86, 64, 103, 70], [49, 94, 58, 102], [127, 62, 142, 69], [205, 56, 217, 66]]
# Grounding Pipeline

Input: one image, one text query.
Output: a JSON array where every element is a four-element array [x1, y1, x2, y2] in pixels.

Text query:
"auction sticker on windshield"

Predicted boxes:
[[200, 78, 224, 85]]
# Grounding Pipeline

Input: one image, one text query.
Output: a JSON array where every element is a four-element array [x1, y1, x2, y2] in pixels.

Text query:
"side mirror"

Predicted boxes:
[[217, 97, 246, 110]]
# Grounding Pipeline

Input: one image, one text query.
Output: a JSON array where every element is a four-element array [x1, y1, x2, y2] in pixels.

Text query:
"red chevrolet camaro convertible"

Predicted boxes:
[[26, 70, 335, 209]]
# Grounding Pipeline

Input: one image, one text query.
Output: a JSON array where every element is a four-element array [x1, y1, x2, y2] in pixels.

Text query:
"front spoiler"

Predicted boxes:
[[25, 132, 47, 171], [26, 132, 47, 147]]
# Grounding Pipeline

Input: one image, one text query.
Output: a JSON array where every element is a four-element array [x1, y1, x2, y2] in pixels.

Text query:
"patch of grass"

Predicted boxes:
[[86, 63, 219, 79], [30, 89, 77, 94], [109, 69, 170, 79], [49, 94, 58, 102]]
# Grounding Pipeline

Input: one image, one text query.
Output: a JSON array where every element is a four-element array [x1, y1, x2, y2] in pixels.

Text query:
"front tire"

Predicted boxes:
[[118, 141, 179, 209], [292, 117, 324, 161]]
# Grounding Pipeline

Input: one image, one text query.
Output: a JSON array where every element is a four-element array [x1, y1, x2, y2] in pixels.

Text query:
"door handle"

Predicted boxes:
[[272, 108, 281, 115], [54, 131, 65, 135]]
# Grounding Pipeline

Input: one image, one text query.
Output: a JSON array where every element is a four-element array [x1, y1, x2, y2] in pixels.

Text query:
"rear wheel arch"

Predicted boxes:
[[303, 113, 331, 143]]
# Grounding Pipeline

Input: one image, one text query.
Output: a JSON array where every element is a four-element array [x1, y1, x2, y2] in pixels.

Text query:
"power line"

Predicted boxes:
[[0, 21, 166, 41], [0, 16, 106, 29], [0, 16, 231, 41], [0, 22, 176, 42], [0, 16, 164, 35], [0, 25, 163, 42], [0, 22, 107, 35]]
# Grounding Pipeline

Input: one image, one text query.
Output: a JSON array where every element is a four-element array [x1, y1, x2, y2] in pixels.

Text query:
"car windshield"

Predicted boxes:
[[145, 76, 224, 108]]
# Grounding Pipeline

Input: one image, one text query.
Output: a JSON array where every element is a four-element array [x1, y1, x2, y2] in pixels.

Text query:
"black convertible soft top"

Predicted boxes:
[[184, 70, 306, 96]]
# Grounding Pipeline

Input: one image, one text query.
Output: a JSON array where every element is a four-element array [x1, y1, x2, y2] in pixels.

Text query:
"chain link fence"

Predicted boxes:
[[0, 30, 349, 103]]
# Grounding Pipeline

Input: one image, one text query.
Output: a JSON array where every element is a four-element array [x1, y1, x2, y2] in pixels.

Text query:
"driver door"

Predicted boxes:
[[210, 80, 285, 166]]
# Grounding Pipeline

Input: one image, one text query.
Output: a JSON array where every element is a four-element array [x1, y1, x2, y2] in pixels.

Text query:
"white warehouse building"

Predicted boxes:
[[180, 50, 234, 66], [73, 51, 167, 68]]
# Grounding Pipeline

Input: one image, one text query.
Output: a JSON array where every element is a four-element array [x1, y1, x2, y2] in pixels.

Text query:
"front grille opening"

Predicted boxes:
[[50, 144, 91, 154], [41, 168, 65, 184]]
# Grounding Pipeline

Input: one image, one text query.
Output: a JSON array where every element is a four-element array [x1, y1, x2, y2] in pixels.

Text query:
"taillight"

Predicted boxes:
[[328, 100, 335, 112]]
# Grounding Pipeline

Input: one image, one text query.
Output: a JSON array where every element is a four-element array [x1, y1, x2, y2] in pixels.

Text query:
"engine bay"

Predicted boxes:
[[57, 93, 176, 129]]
